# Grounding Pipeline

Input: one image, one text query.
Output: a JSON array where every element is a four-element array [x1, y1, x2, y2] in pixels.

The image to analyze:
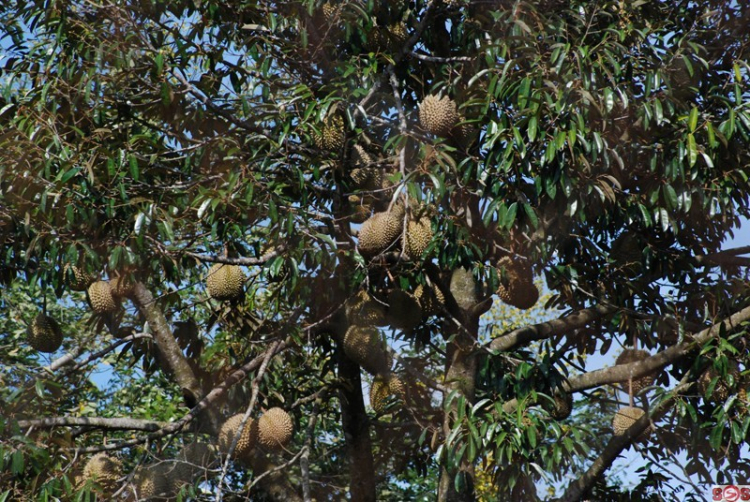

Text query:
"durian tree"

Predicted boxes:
[[2, 0, 750, 500]]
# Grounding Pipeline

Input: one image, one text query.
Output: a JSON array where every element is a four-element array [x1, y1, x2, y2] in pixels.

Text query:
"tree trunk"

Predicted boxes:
[[438, 321, 478, 502], [338, 345, 377, 502]]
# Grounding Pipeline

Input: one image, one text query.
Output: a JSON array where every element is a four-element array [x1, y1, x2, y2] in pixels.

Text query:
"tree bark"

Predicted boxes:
[[130, 282, 219, 432], [338, 346, 377, 502], [438, 319, 479, 502]]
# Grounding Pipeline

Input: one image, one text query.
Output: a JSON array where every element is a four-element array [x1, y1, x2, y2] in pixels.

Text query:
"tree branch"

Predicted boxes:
[[502, 304, 750, 413], [130, 282, 206, 416], [17, 417, 166, 432], [553, 379, 693, 502], [487, 304, 617, 352]]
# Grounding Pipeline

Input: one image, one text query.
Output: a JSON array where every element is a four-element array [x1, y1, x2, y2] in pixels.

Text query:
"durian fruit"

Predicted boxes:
[[414, 282, 445, 317], [370, 374, 405, 413], [314, 113, 346, 151], [110, 275, 135, 299], [615, 348, 656, 395], [419, 94, 458, 137], [385, 289, 423, 331], [88, 280, 120, 314], [351, 144, 372, 168], [63, 264, 96, 291], [450, 267, 478, 311], [321, 2, 339, 22], [402, 216, 433, 260], [496, 256, 539, 310], [348, 195, 372, 224], [257, 407, 294, 451], [179, 441, 216, 469], [547, 392, 573, 420], [82, 453, 122, 494], [26, 313, 63, 353], [611, 232, 642, 273], [345, 289, 387, 327], [358, 208, 404, 257], [131, 462, 172, 500], [350, 166, 383, 190], [343, 325, 390, 375], [219, 414, 256, 461], [612, 406, 652, 441], [206, 263, 246, 301], [697, 361, 740, 402]]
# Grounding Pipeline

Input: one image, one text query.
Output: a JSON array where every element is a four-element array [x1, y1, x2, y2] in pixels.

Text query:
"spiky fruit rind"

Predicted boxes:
[[257, 407, 294, 450], [219, 414, 256, 460], [370, 374, 406, 413], [88, 280, 119, 314], [414, 283, 445, 317], [370, 376, 391, 414], [27, 313, 63, 353], [697, 361, 740, 402], [548, 392, 573, 420], [612, 406, 651, 441], [64, 264, 95, 291], [615, 348, 656, 395], [450, 268, 478, 311], [109, 275, 135, 298], [206, 263, 245, 301], [343, 325, 390, 374], [358, 210, 403, 257], [386, 289, 423, 331], [346, 290, 387, 327], [132, 463, 171, 500], [419, 94, 458, 136], [315, 114, 345, 151], [82, 453, 122, 494], [403, 217, 433, 260], [496, 256, 538, 310]]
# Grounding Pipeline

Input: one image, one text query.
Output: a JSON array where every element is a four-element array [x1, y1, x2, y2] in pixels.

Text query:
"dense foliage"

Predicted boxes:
[[1, 0, 750, 500]]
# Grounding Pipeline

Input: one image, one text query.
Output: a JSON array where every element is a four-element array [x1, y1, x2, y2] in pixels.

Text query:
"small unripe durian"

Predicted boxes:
[[219, 414, 256, 461], [496, 256, 538, 310], [206, 263, 245, 301], [343, 325, 390, 375], [345, 289, 387, 327], [386, 289, 422, 331], [615, 348, 656, 395], [358, 209, 403, 257], [403, 216, 433, 260], [419, 94, 458, 137], [370, 374, 405, 414], [87, 281, 120, 314], [612, 406, 651, 441], [64, 264, 96, 291], [27, 313, 63, 353], [82, 453, 122, 494], [414, 283, 445, 317], [697, 361, 740, 402], [257, 407, 294, 450]]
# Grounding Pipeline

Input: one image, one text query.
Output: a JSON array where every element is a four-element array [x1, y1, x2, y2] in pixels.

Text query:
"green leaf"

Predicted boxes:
[[688, 106, 698, 132], [687, 133, 698, 167]]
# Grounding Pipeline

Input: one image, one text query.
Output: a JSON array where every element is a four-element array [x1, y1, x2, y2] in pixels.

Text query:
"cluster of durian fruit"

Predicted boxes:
[[218, 407, 295, 463], [75, 440, 217, 500], [25, 265, 137, 354], [358, 199, 436, 260]]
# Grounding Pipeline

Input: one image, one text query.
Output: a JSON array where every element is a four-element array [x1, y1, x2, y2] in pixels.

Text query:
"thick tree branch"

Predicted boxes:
[[130, 282, 206, 415], [77, 337, 292, 453], [185, 247, 284, 266], [502, 304, 750, 413], [488, 304, 617, 352], [18, 417, 166, 432], [553, 379, 693, 502]]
